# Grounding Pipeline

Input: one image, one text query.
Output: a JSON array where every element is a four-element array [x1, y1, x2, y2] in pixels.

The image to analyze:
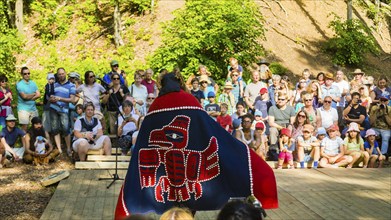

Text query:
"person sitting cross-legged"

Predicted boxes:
[[72, 102, 112, 161], [23, 117, 59, 164], [319, 125, 352, 168]]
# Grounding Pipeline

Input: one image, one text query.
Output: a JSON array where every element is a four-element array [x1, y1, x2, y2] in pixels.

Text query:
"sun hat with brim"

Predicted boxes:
[[365, 129, 377, 138], [110, 60, 119, 66], [353, 69, 364, 75], [6, 114, 17, 121], [325, 72, 334, 80], [280, 128, 291, 138], [257, 59, 270, 66], [224, 81, 233, 90], [347, 122, 360, 132], [37, 136, 44, 141], [316, 127, 327, 136], [303, 124, 314, 133], [327, 124, 339, 131], [199, 75, 211, 84]]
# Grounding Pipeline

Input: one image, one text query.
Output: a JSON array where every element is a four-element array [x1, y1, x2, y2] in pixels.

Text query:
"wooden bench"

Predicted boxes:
[[75, 150, 131, 170]]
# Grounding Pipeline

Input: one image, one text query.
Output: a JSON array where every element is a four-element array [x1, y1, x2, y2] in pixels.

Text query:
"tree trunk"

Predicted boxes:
[[347, 0, 352, 20], [15, 0, 23, 33], [113, 0, 123, 47]]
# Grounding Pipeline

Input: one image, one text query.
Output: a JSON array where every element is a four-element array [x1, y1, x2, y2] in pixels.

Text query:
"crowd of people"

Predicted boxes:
[[0, 59, 390, 170]]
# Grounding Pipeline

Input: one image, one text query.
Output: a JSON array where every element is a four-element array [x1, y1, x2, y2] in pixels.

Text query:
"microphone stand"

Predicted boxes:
[[97, 78, 125, 189]]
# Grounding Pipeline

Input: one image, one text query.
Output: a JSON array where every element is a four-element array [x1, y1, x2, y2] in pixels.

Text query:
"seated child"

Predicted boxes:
[[364, 129, 385, 168], [231, 119, 241, 137], [319, 125, 352, 168], [277, 128, 295, 169], [296, 124, 320, 169], [316, 127, 327, 142], [255, 121, 268, 160], [34, 136, 49, 165], [344, 122, 369, 168]]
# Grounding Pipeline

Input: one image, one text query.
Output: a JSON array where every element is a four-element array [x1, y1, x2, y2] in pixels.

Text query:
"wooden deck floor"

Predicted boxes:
[[41, 168, 391, 220]]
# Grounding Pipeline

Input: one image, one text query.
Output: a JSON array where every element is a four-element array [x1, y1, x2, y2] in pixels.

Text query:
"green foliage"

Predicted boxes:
[[31, 0, 75, 43], [149, 0, 266, 81], [128, 0, 152, 14], [269, 62, 288, 75], [324, 15, 379, 66], [0, 2, 22, 79]]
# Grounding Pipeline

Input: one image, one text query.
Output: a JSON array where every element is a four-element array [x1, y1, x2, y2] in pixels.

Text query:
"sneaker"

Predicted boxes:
[[331, 164, 339, 168]]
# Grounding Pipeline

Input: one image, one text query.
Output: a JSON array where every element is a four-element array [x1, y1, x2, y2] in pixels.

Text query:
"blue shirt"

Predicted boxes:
[[321, 85, 341, 108], [1, 127, 26, 147], [16, 80, 38, 111], [103, 72, 125, 85], [364, 141, 379, 155], [50, 81, 76, 113]]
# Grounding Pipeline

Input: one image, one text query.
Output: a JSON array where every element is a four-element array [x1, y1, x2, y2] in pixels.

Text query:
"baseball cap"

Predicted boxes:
[[280, 128, 291, 138], [69, 72, 80, 79], [254, 110, 262, 116], [110, 60, 119, 66], [207, 91, 215, 98], [255, 121, 265, 130], [232, 119, 241, 129], [259, 88, 268, 95], [47, 74, 55, 80], [327, 124, 339, 131]]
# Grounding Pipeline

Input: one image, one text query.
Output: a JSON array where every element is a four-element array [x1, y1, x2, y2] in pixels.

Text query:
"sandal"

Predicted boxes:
[[67, 149, 73, 157]]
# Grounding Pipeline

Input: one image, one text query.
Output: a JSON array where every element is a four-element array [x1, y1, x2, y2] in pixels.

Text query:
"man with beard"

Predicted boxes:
[[23, 117, 59, 164]]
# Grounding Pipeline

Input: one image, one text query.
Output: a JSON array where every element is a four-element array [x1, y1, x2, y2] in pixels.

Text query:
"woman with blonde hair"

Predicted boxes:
[[358, 85, 372, 112], [160, 207, 194, 220]]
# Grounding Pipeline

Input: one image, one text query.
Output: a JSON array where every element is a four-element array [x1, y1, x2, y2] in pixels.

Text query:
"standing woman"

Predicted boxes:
[[103, 73, 129, 135], [0, 75, 12, 128], [129, 72, 148, 116], [77, 71, 108, 131]]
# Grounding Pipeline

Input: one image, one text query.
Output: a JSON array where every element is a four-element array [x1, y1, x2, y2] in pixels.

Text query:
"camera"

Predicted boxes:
[[380, 104, 385, 109]]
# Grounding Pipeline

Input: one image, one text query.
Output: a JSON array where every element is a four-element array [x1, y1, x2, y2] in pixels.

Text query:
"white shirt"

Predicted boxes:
[[117, 114, 139, 136], [321, 136, 344, 156], [333, 81, 350, 107], [317, 107, 338, 129]]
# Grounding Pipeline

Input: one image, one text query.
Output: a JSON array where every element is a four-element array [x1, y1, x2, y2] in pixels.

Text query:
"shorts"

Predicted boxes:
[[18, 110, 39, 125], [72, 135, 108, 152], [5, 147, 25, 159], [94, 111, 104, 120], [50, 110, 70, 135], [304, 154, 313, 163]]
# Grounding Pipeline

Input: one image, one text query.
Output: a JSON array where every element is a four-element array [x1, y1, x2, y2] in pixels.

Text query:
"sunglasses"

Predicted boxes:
[[23, 72, 30, 75], [201, 81, 208, 84], [112, 65, 119, 68], [89, 75, 95, 79], [298, 114, 306, 118], [112, 77, 120, 80], [324, 100, 332, 103], [305, 99, 312, 102]]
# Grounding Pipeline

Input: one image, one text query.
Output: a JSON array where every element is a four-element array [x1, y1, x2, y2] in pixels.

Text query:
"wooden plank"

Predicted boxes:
[[87, 148, 121, 155], [87, 155, 131, 161], [75, 161, 129, 170]]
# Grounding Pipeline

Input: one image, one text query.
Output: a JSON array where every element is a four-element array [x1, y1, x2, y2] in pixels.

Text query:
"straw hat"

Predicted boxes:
[[199, 75, 211, 84], [224, 81, 233, 90], [353, 69, 364, 75], [325, 72, 334, 80]]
